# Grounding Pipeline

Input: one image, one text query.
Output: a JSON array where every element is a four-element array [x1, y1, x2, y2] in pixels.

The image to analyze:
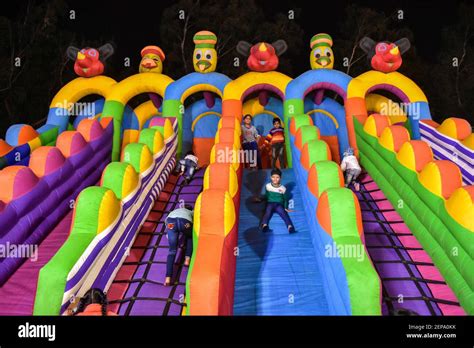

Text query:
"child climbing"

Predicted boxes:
[[177, 151, 199, 185], [259, 168, 295, 233], [340, 147, 361, 191], [241, 114, 262, 170], [164, 204, 194, 286], [71, 288, 117, 316], [265, 118, 286, 169]]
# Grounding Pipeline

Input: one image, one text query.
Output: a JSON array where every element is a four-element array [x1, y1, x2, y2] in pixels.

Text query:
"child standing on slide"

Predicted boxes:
[[340, 147, 361, 191], [265, 118, 286, 169], [260, 168, 295, 233], [241, 114, 262, 169]]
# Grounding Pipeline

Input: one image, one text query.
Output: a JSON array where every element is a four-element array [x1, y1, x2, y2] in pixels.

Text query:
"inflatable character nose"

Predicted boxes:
[[390, 46, 399, 55], [259, 43, 267, 52], [142, 58, 157, 68], [77, 52, 86, 60]]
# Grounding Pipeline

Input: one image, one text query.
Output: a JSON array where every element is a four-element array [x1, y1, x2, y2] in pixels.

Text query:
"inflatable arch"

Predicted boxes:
[[184, 98, 223, 165], [304, 97, 349, 163], [135, 100, 162, 129], [45, 76, 117, 133], [99, 72, 174, 161], [162, 72, 231, 157], [221, 71, 292, 168], [346, 70, 433, 154], [242, 96, 285, 168], [222, 71, 292, 124], [284, 69, 352, 166], [1, 76, 116, 169]]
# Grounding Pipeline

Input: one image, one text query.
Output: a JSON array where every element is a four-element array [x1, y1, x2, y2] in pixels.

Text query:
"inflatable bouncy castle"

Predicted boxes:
[[0, 31, 472, 317]]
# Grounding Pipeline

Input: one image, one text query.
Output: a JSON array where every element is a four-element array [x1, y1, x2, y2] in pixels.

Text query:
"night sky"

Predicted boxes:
[[3, 0, 459, 66], [1, 0, 471, 130]]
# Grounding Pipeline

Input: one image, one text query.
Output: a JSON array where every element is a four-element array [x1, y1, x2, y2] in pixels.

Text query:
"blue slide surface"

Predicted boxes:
[[233, 168, 330, 315]]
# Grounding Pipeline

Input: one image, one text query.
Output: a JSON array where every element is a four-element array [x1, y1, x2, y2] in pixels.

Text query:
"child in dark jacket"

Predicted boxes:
[[177, 151, 199, 184], [260, 168, 295, 233], [265, 118, 286, 169], [72, 288, 117, 316]]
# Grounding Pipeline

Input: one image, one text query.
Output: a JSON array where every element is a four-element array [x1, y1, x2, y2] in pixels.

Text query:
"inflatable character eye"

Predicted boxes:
[[324, 48, 332, 57], [80, 49, 86, 53], [195, 50, 202, 60], [89, 49, 97, 57], [376, 43, 387, 52], [205, 50, 212, 60], [314, 48, 322, 59]]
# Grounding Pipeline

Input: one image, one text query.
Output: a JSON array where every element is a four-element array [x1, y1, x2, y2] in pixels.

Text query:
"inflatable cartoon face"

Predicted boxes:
[[193, 31, 218, 73], [359, 37, 411, 73], [236, 40, 288, 72], [309, 33, 334, 70], [66, 43, 114, 78], [139, 46, 165, 74], [193, 47, 217, 73]]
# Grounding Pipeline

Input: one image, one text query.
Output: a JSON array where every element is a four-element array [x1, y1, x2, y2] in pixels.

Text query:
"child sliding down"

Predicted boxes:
[[259, 168, 295, 233]]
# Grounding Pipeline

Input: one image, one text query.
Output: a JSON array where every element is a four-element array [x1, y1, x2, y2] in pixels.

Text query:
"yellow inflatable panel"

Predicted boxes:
[[97, 189, 121, 234], [366, 94, 407, 124], [437, 117, 472, 140], [462, 133, 474, 150], [134, 101, 160, 130], [363, 114, 391, 137], [445, 186, 474, 231]]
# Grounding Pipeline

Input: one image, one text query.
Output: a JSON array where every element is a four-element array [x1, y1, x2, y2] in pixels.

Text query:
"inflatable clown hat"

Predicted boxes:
[[139, 45, 165, 74], [310, 33, 334, 69], [193, 30, 218, 73]]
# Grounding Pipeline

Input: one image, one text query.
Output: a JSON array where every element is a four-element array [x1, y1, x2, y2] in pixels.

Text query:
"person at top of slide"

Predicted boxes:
[[164, 204, 194, 286], [177, 151, 199, 185], [340, 147, 361, 191], [241, 114, 262, 170], [72, 288, 117, 316], [265, 118, 286, 169], [260, 168, 295, 234]]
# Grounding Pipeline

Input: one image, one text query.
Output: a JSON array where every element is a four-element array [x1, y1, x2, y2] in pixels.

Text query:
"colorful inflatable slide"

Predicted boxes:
[[0, 32, 472, 316]]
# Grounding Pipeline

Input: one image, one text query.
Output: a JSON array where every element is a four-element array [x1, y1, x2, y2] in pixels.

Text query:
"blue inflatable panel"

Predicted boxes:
[[193, 114, 220, 138], [233, 168, 330, 315], [252, 113, 275, 137], [72, 99, 105, 129]]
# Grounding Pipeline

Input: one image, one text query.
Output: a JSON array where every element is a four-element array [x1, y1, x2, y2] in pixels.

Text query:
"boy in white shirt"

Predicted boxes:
[[340, 147, 361, 191]]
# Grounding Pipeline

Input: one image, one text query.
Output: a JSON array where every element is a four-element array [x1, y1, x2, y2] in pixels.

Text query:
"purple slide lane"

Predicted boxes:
[[107, 169, 204, 316], [0, 211, 73, 315], [355, 173, 465, 316]]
